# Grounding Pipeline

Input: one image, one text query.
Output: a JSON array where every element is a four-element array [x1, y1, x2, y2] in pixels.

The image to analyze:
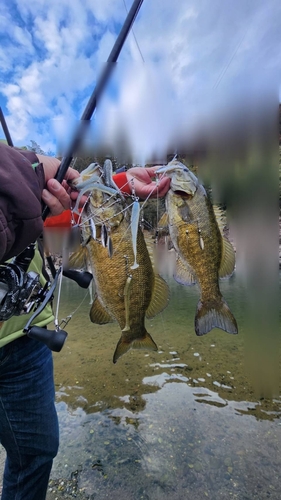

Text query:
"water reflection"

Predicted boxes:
[[50, 382, 281, 499], [52, 270, 280, 420], [47, 264, 281, 498]]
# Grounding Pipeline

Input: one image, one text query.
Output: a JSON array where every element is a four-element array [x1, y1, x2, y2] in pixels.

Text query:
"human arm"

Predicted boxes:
[[0, 144, 79, 263], [43, 164, 171, 230], [114, 165, 170, 199]]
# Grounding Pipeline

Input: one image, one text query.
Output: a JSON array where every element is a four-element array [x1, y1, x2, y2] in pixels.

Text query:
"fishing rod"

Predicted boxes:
[[0, 0, 145, 351], [48, 0, 144, 286], [42, 0, 144, 220], [0, 107, 14, 147]]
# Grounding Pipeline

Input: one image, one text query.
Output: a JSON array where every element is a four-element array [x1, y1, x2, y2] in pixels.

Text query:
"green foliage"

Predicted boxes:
[[72, 156, 96, 172], [26, 140, 47, 155], [73, 153, 133, 173]]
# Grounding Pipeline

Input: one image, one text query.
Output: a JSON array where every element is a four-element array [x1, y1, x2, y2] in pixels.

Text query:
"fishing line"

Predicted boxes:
[[91, 194, 133, 221], [54, 230, 70, 328], [91, 196, 140, 259], [122, 0, 145, 63], [73, 172, 141, 231], [72, 168, 132, 222], [113, 177, 133, 195], [72, 192, 90, 222], [58, 288, 90, 329], [53, 228, 92, 328], [73, 173, 129, 225], [54, 268, 63, 330], [104, 207, 137, 257], [70, 169, 162, 262], [213, 29, 247, 90], [145, 171, 165, 206], [138, 171, 165, 214], [74, 195, 136, 261], [139, 170, 172, 351], [78, 198, 135, 231], [156, 179, 159, 243]]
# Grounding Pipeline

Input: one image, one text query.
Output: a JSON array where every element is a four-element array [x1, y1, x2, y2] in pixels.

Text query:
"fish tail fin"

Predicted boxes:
[[195, 298, 238, 336], [113, 331, 158, 364]]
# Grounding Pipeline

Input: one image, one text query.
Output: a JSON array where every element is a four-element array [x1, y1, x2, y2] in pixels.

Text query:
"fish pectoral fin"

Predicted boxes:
[[123, 276, 132, 331], [90, 296, 114, 324], [173, 256, 197, 286], [146, 274, 170, 319], [107, 236, 113, 258], [195, 298, 238, 336], [69, 245, 89, 269], [113, 331, 158, 363], [219, 237, 236, 278]]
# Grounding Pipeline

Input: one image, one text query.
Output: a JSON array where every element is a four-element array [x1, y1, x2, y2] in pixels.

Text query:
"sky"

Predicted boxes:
[[0, 0, 280, 162]]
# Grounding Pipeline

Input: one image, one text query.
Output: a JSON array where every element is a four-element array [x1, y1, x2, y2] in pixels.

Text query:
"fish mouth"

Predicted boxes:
[[170, 179, 197, 196], [156, 161, 198, 196], [173, 190, 193, 198]]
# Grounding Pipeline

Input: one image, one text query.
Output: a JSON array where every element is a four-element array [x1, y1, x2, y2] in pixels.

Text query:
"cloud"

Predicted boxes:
[[0, 0, 123, 149], [0, 0, 280, 155], [95, 0, 281, 163]]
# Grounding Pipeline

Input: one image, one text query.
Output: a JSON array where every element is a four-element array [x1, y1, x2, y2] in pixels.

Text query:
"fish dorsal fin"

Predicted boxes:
[[213, 204, 226, 234], [90, 296, 114, 324], [146, 274, 170, 319], [69, 245, 89, 269], [212, 205, 235, 277], [219, 237, 236, 278], [174, 255, 197, 286]]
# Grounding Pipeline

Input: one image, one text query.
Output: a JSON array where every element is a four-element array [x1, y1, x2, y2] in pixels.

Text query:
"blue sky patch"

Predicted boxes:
[[0, 0, 280, 160]]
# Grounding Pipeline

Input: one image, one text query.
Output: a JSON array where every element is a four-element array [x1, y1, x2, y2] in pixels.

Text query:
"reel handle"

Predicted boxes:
[[27, 326, 68, 352], [63, 269, 93, 289]]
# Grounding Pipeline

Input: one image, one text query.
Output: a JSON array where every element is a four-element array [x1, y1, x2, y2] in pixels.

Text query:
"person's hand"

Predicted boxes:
[[38, 155, 83, 216], [126, 166, 170, 199]]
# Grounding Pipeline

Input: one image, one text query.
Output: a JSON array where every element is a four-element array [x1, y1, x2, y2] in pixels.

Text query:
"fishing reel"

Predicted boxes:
[[0, 244, 66, 351], [0, 243, 92, 352], [0, 244, 46, 322], [0, 263, 42, 320]]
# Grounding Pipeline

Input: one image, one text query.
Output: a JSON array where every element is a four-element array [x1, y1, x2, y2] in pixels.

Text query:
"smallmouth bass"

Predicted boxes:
[[70, 162, 169, 362], [157, 160, 238, 336]]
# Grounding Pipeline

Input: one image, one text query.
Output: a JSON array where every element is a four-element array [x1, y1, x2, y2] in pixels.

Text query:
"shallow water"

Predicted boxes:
[[47, 248, 281, 499]]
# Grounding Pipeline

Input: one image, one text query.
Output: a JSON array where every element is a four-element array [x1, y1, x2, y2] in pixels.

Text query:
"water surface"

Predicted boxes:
[[47, 251, 280, 499]]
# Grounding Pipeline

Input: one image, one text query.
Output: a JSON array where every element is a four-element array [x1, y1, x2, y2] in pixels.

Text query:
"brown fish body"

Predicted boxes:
[[70, 164, 169, 362], [159, 161, 237, 336], [167, 185, 223, 302], [87, 213, 154, 336]]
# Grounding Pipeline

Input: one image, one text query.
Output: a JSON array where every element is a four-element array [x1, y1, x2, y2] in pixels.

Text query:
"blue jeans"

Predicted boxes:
[[0, 336, 59, 499]]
